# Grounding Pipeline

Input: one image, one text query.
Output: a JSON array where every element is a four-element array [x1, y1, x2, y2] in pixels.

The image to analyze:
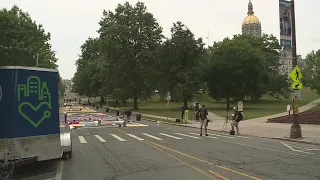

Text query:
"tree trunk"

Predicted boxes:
[[133, 94, 138, 110], [226, 92, 230, 111], [100, 96, 105, 103], [183, 96, 188, 108], [133, 88, 138, 110], [115, 99, 120, 105], [122, 100, 127, 106]]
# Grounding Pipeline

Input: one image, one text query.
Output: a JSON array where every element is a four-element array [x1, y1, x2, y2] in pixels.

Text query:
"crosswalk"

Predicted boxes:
[[76, 132, 251, 144]]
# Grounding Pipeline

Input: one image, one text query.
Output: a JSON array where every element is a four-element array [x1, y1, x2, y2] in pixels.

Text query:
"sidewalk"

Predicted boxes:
[[116, 99, 320, 144]]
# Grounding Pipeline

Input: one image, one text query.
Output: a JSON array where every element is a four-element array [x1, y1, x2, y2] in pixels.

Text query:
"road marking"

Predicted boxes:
[[55, 160, 64, 180], [94, 135, 106, 142], [143, 138, 216, 179], [208, 133, 235, 139], [142, 133, 163, 140], [304, 148, 320, 151], [110, 134, 126, 141], [175, 133, 201, 139], [144, 139, 262, 180], [78, 136, 87, 143], [127, 134, 144, 141], [117, 128, 262, 180], [209, 170, 230, 180], [280, 142, 314, 154], [159, 133, 183, 139], [190, 133, 217, 138]]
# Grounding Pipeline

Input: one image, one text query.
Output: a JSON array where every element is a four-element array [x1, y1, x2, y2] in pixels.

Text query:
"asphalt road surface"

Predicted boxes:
[[11, 120, 320, 180]]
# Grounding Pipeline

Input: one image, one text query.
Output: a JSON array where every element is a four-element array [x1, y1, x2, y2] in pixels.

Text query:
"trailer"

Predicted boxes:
[[0, 66, 72, 180]]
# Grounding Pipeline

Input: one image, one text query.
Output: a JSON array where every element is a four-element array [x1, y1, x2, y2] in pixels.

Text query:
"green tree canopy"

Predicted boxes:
[[0, 6, 57, 68], [302, 49, 320, 94], [206, 36, 266, 108], [157, 21, 206, 107], [72, 37, 102, 97], [98, 1, 163, 109]]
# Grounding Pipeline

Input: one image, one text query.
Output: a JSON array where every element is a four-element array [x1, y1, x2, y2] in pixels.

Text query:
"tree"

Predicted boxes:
[[72, 37, 102, 97], [157, 22, 206, 107], [98, 2, 163, 109], [233, 34, 288, 99], [0, 6, 57, 68], [206, 36, 265, 109], [302, 49, 320, 94]]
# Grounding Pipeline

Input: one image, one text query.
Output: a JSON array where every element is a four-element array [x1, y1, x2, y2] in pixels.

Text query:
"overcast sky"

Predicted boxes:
[[1, 0, 319, 79]]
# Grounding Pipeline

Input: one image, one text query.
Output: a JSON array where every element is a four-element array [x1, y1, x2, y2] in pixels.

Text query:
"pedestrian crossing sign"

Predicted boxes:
[[291, 82, 303, 89], [290, 66, 303, 83]]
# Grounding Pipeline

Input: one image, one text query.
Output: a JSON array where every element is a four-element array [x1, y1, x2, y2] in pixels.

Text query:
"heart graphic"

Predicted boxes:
[[18, 102, 51, 127]]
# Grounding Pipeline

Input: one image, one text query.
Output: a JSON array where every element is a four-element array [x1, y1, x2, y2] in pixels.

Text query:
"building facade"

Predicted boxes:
[[62, 79, 79, 103], [242, 0, 262, 37], [279, 51, 306, 76]]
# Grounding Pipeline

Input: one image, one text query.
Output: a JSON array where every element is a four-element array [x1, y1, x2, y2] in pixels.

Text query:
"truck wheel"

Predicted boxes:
[[64, 151, 72, 160]]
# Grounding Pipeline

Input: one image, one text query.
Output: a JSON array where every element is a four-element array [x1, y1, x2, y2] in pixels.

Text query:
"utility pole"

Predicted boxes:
[[36, 53, 39, 67], [289, 0, 302, 139]]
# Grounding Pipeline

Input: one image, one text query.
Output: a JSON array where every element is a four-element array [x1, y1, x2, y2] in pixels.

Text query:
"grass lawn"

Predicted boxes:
[[91, 87, 320, 120]]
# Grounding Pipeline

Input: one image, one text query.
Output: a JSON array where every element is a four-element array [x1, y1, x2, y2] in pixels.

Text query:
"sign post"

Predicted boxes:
[[289, 65, 302, 139]]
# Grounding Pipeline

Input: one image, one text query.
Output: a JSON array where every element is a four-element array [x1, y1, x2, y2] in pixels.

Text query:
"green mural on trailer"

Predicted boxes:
[[17, 76, 52, 127]]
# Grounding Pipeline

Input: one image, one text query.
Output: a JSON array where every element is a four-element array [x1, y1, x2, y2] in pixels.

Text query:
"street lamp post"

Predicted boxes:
[[289, 0, 302, 139], [34, 50, 56, 67]]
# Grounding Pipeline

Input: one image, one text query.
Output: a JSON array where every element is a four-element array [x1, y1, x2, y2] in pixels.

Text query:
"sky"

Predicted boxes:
[[1, 0, 319, 79]]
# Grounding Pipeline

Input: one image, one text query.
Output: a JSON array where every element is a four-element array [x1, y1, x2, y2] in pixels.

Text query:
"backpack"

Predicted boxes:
[[199, 109, 207, 120], [237, 111, 243, 121]]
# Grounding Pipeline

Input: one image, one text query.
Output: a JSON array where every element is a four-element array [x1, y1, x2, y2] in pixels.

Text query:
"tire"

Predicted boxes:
[[63, 151, 72, 160]]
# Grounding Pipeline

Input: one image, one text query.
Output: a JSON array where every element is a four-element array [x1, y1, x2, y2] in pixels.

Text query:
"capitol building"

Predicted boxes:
[[241, 0, 305, 75], [242, 0, 261, 37]]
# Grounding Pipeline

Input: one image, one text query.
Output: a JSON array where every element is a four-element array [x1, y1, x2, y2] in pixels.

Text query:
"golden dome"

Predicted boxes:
[[242, 15, 260, 25]]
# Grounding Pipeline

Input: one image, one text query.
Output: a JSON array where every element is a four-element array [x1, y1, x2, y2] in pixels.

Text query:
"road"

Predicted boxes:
[[12, 120, 320, 180]]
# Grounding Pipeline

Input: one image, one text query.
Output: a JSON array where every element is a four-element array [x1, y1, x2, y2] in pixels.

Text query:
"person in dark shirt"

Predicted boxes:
[[197, 104, 208, 136]]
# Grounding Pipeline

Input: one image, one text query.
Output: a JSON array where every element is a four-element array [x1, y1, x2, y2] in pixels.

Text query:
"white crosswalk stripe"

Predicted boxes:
[[142, 133, 163, 140], [76, 130, 252, 144], [159, 133, 183, 140], [94, 135, 106, 142], [127, 134, 144, 141], [110, 134, 126, 142], [174, 133, 201, 139], [207, 133, 235, 139], [189, 133, 217, 138], [78, 136, 87, 143]]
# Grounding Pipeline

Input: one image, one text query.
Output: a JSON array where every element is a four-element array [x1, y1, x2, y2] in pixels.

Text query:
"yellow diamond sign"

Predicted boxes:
[[290, 66, 303, 83]]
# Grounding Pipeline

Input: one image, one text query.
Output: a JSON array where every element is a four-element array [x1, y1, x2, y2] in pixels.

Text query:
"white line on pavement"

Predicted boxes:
[[110, 134, 126, 141], [94, 135, 106, 142], [127, 134, 144, 141], [208, 133, 235, 139], [175, 133, 202, 139], [221, 140, 319, 159], [280, 142, 314, 154], [190, 133, 217, 138], [304, 148, 320, 151], [142, 133, 163, 140], [55, 160, 64, 180], [159, 133, 183, 140], [78, 136, 87, 143]]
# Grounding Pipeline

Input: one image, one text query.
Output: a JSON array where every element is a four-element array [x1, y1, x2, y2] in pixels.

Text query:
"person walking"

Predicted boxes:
[[197, 104, 208, 136], [231, 107, 243, 135]]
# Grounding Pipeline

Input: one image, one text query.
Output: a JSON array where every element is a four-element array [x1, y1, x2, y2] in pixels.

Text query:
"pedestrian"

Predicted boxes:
[[195, 103, 200, 121], [180, 105, 186, 122], [231, 107, 243, 135], [197, 104, 208, 136]]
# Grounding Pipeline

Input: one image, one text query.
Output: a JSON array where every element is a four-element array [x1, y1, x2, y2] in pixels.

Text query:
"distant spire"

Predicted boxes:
[[247, 0, 254, 15]]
